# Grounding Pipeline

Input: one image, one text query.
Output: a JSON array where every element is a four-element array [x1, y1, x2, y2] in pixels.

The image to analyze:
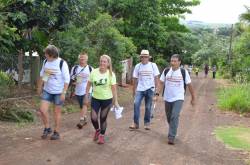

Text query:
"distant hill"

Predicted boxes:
[[181, 20, 231, 29]]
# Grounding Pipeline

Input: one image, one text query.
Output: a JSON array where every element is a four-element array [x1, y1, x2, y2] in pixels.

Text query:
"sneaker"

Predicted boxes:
[[97, 134, 105, 144], [41, 128, 52, 139], [129, 123, 139, 130], [168, 138, 175, 145], [93, 129, 100, 141], [144, 125, 151, 130], [76, 118, 87, 129], [50, 131, 60, 140]]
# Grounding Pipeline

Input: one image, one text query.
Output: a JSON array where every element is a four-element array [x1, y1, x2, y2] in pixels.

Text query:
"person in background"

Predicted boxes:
[[70, 52, 93, 129], [212, 65, 217, 79], [204, 64, 209, 78]]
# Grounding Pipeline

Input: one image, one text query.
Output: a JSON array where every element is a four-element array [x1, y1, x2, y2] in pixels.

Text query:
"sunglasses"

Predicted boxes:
[[140, 56, 149, 58]]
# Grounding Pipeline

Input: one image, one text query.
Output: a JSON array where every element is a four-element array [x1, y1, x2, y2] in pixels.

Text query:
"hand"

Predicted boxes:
[[114, 101, 120, 109], [37, 88, 42, 96], [60, 93, 66, 102], [153, 96, 158, 101]]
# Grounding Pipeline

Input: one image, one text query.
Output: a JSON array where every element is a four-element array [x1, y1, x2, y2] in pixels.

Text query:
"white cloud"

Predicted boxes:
[[185, 0, 250, 24]]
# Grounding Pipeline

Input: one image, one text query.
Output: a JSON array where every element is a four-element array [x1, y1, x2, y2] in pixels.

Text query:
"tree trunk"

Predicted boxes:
[[18, 49, 24, 95], [29, 50, 34, 89]]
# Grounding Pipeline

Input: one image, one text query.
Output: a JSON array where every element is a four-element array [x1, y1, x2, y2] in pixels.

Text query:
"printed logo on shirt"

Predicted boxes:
[[166, 73, 183, 87], [139, 70, 153, 80], [94, 78, 108, 86]]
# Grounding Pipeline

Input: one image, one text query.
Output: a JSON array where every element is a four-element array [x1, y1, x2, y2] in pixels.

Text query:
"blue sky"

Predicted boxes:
[[185, 0, 250, 24]]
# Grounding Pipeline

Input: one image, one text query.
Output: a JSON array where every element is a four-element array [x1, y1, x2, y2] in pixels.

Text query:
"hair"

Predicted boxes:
[[78, 52, 88, 59], [44, 45, 59, 58], [171, 54, 181, 61], [100, 54, 113, 76]]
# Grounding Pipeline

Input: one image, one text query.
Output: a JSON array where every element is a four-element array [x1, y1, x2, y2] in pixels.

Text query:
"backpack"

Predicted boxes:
[[162, 67, 186, 96], [71, 65, 92, 79], [43, 59, 64, 71]]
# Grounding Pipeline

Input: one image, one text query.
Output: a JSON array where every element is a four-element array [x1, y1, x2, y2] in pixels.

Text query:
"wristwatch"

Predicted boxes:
[[154, 92, 159, 96]]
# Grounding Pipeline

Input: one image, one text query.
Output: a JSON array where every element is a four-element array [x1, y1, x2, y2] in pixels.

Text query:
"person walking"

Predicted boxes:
[[194, 66, 199, 77], [37, 45, 70, 140], [129, 49, 160, 130], [70, 52, 93, 129], [212, 65, 216, 79], [158, 54, 195, 145], [204, 64, 209, 78], [84, 55, 119, 144]]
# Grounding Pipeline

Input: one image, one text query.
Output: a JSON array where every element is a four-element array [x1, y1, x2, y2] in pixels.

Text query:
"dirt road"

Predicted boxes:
[[0, 75, 249, 165]]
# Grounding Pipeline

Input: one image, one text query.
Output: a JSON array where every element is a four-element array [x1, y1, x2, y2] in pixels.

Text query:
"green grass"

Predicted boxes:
[[215, 126, 250, 151], [217, 84, 250, 113]]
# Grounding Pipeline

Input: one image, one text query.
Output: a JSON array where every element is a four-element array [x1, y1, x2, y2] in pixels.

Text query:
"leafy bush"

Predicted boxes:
[[217, 84, 250, 113], [0, 107, 34, 122], [0, 71, 15, 99]]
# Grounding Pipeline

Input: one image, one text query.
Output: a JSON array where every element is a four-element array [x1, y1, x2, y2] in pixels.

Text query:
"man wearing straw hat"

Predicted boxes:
[[129, 49, 160, 130]]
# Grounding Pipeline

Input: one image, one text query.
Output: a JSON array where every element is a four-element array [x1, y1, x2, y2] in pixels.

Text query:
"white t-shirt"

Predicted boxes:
[[160, 67, 191, 102], [40, 58, 70, 94], [71, 65, 92, 96], [133, 62, 160, 91]]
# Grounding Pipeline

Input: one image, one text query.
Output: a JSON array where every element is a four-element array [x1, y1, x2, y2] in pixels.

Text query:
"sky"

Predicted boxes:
[[185, 0, 250, 24]]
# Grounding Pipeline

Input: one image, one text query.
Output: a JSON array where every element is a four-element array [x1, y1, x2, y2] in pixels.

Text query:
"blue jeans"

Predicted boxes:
[[134, 89, 154, 126], [165, 100, 183, 139]]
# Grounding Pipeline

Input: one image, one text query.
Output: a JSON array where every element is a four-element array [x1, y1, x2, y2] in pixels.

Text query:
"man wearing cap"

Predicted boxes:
[[129, 50, 160, 130]]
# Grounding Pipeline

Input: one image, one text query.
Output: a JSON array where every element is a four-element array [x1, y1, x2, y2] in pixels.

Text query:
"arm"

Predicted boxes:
[[154, 76, 160, 94], [84, 81, 91, 105], [132, 78, 138, 97], [111, 84, 119, 107], [37, 77, 44, 95], [187, 83, 195, 106], [61, 62, 70, 101]]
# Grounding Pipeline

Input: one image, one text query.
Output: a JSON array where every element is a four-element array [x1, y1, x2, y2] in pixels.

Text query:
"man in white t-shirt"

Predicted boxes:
[[158, 54, 195, 145], [129, 50, 160, 130], [37, 45, 70, 140], [70, 52, 93, 129]]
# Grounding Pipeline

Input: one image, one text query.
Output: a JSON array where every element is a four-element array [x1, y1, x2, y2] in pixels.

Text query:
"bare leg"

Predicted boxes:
[[54, 105, 62, 132], [40, 100, 50, 128]]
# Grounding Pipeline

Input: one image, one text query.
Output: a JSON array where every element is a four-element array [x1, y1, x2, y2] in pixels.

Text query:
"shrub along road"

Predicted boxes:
[[0, 74, 249, 165]]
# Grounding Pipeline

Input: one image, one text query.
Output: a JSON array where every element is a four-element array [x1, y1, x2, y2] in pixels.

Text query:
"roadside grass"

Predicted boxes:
[[217, 84, 250, 113], [215, 126, 250, 151], [215, 126, 250, 164]]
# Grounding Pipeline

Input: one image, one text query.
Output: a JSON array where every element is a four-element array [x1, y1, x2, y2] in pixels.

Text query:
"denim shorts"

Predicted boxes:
[[76, 94, 92, 109], [41, 90, 64, 106]]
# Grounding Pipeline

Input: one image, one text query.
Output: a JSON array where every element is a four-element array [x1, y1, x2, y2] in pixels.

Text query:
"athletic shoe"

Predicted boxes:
[[41, 128, 52, 139], [93, 129, 100, 141], [168, 138, 175, 145], [97, 134, 105, 144], [50, 131, 60, 140], [76, 118, 87, 129]]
